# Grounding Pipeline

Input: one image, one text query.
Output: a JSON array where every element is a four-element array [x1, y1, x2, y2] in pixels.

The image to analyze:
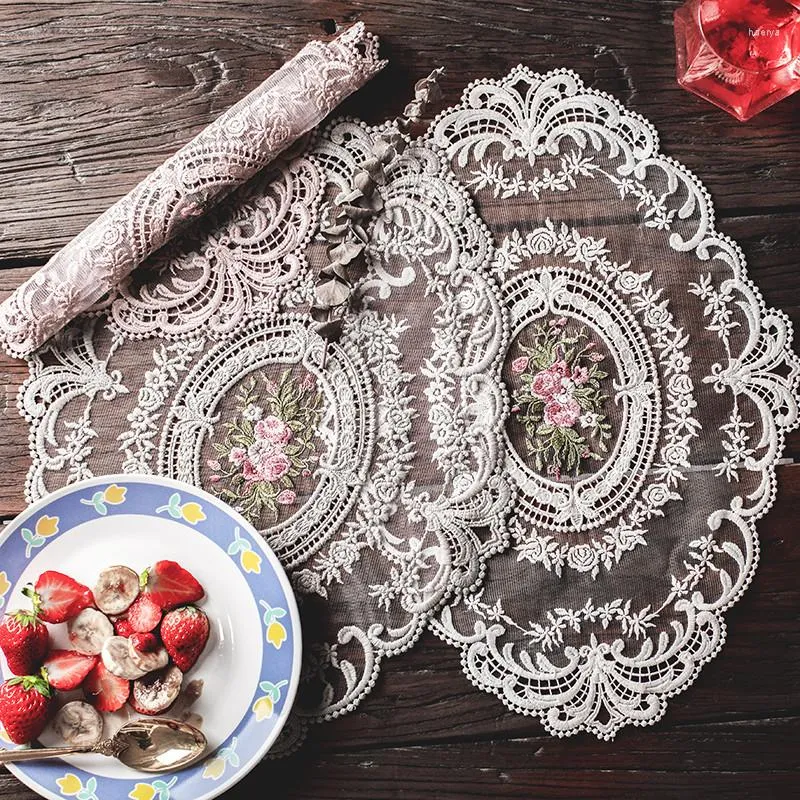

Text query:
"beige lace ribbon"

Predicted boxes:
[[0, 23, 385, 358]]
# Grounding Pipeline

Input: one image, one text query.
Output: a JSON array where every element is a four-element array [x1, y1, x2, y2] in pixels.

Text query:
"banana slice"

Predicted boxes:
[[127, 639, 169, 673], [101, 636, 147, 680], [68, 608, 114, 655], [131, 665, 183, 715], [94, 566, 140, 615], [53, 701, 104, 746]]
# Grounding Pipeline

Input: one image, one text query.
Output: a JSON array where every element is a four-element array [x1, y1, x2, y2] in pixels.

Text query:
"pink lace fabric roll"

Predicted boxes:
[[0, 23, 385, 359]]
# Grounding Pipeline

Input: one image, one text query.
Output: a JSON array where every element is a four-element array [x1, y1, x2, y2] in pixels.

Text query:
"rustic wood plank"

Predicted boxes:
[[3, 715, 800, 799], [1, 2, 799, 798], [209, 718, 800, 799], [0, 0, 799, 259]]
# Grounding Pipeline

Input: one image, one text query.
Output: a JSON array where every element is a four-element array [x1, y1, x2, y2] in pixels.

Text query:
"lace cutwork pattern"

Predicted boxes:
[[11, 66, 799, 745], [426, 66, 799, 739]]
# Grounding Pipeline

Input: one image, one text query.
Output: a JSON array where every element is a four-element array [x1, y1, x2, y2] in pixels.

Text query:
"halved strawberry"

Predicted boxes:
[[43, 650, 98, 691], [25, 571, 94, 624], [127, 594, 162, 632], [141, 562, 204, 611], [114, 618, 134, 638], [161, 606, 209, 673], [83, 660, 130, 712]]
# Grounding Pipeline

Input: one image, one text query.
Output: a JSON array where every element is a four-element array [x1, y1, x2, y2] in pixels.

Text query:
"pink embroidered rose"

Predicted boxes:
[[531, 360, 571, 400], [229, 447, 247, 465], [258, 451, 291, 482], [255, 415, 293, 445], [543, 396, 581, 428], [276, 489, 296, 506], [571, 366, 589, 385], [242, 459, 260, 481], [511, 356, 529, 374]]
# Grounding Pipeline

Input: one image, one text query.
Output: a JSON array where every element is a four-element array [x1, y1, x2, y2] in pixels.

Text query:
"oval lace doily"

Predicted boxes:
[[16, 67, 799, 745]]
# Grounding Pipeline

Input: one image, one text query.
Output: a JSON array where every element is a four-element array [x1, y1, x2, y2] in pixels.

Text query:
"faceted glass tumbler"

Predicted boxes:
[[675, 0, 800, 120]]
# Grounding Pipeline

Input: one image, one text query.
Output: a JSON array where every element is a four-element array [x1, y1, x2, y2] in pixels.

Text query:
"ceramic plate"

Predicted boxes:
[[0, 475, 301, 800]]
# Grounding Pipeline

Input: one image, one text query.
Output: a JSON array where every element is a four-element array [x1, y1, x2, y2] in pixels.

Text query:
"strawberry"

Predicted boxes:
[[127, 593, 163, 632], [160, 606, 209, 672], [42, 649, 98, 691], [114, 618, 135, 638], [0, 670, 54, 744], [130, 632, 159, 653], [0, 610, 50, 675], [141, 561, 204, 611], [83, 660, 130, 712], [24, 571, 94, 624]]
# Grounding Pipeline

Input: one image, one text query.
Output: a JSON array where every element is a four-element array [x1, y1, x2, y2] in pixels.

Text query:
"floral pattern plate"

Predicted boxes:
[[0, 475, 301, 800]]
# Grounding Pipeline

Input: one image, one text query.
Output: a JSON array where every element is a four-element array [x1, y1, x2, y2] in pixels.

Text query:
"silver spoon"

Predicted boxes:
[[0, 718, 207, 773]]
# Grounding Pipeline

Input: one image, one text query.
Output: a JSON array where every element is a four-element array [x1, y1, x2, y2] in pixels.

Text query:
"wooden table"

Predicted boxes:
[[1, 2, 799, 797]]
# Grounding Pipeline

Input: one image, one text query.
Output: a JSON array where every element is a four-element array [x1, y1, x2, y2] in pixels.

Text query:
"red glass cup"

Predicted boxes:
[[675, 0, 800, 120]]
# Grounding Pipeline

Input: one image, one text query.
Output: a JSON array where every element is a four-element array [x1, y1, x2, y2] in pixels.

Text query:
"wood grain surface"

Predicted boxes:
[[1, 1, 799, 797]]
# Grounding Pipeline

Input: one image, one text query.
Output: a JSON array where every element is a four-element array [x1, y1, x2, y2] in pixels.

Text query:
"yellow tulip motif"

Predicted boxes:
[[56, 773, 98, 799], [56, 774, 83, 796], [252, 680, 288, 722], [80, 483, 127, 516], [128, 785, 156, 800], [252, 696, 274, 721], [21, 515, 62, 558], [180, 502, 206, 524], [156, 493, 206, 525], [201, 738, 239, 781], [202, 757, 226, 781], [127, 776, 177, 800], [259, 600, 289, 649], [0, 723, 13, 744], [240, 548, 262, 574], [0, 571, 10, 611], [103, 484, 127, 505], [266, 620, 287, 649], [35, 515, 59, 538], [228, 528, 262, 574]]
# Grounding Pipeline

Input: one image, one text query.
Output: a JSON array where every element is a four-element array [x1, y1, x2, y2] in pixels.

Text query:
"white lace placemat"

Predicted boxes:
[[11, 67, 800, 749]]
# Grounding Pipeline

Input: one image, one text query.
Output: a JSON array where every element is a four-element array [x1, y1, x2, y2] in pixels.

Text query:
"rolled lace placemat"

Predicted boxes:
[[0, 22, 385, 358]]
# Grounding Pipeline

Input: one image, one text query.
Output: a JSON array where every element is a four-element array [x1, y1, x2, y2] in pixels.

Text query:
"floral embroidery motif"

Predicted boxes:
[[209, 370, 323, 523], [511, 319, 610, 477]]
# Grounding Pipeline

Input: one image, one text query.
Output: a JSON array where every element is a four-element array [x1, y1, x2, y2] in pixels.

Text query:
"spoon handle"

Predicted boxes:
[[0, 744, 92, 764]]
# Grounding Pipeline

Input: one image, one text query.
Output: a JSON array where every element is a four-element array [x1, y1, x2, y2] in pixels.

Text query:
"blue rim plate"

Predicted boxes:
[[0, 474, 301, 800]]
